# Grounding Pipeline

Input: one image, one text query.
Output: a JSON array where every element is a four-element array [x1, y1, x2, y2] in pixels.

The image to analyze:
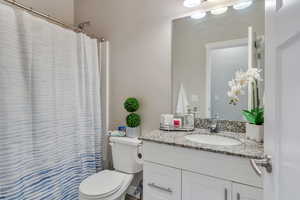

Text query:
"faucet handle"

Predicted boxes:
[[209, 114, 219, 133]]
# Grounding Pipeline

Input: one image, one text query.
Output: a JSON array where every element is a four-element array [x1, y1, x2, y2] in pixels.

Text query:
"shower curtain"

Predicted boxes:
[[0, 3, 103, 200]]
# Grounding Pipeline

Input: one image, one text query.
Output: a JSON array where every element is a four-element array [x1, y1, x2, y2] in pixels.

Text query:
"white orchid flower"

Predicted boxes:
[[246, 68, 263, 82], [232, 69, 249, 88], [228, 68, 263, 105], [228, 79, 235, 87]]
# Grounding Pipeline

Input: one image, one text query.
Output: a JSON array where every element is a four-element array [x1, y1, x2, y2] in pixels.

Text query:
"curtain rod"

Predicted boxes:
[[1, 0, 105, 42]]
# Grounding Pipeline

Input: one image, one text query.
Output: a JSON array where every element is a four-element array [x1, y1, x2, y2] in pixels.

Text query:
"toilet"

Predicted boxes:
[[79, 137, 142, 200]]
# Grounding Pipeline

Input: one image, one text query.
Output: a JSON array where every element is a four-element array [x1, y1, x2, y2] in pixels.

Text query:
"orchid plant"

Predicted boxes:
[[228, 68, 264, 125]]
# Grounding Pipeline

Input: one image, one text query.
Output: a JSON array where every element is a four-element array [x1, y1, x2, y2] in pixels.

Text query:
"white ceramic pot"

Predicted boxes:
[[246, 123, 264, 143], [126, 127, 141, 138]]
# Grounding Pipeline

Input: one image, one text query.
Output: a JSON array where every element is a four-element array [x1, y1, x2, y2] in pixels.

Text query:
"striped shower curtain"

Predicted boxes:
[[0, 2, 103, 200]]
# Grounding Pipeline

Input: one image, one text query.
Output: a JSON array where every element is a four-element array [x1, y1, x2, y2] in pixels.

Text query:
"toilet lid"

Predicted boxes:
[[79, 170, 125, 198]]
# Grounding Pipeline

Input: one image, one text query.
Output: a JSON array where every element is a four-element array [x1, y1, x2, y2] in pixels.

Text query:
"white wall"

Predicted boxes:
[[15, 0, 74, 24], [74, 0, 189, 133]]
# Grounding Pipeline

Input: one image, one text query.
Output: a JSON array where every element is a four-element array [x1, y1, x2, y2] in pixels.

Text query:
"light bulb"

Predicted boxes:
[[211, 7, 228, 15], [233, 0, 253, 10], [190, 11, 207, 19], [183, 0, 201, 8]]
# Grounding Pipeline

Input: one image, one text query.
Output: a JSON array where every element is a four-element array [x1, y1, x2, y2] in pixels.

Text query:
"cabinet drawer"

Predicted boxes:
[[182, 170, 231, 200], [143, 162, 181, 200]]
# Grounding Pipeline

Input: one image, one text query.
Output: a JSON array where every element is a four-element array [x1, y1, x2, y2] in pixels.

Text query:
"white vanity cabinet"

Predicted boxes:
[[182, 170, 231, 200], [142, 141, 263, 200]]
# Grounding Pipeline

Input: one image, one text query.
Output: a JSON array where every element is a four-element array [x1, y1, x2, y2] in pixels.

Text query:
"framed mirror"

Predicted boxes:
[[171, 0, 265, 121]]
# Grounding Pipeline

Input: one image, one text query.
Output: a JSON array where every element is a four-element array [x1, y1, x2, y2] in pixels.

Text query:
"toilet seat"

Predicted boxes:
[[79, 170, 133, 200]]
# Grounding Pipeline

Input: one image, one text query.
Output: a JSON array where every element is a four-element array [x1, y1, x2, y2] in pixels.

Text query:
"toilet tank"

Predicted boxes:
[[110, 137, 142, 174]]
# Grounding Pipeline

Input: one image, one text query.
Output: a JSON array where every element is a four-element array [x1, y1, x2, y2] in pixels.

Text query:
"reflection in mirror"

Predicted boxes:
[[172, 0, 264, 121], [207, 39, 249, 121]]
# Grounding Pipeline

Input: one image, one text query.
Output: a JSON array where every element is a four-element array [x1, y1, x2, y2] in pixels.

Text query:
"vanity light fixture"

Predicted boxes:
[[210, 6, 228, 15], [190, 11, 207, 19], [183, 0, 201, 8], [233, 0, 253, 10]]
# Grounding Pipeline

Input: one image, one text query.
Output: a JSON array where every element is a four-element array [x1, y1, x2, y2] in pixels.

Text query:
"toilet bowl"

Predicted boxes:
[[79, 137, 142, 200]]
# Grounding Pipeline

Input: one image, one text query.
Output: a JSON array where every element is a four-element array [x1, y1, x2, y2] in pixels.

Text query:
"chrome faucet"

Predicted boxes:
[[209, 114, 219, 133]]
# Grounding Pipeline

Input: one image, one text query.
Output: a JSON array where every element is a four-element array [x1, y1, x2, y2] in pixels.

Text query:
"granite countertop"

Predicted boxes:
[[139, 129, 264, 159]]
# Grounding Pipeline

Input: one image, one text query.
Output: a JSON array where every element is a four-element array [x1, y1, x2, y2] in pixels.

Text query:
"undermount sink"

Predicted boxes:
[[185, 134, 242, 146]]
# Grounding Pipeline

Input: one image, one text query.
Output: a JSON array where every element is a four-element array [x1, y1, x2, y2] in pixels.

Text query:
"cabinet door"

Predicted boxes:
[[182, 170, 231, 200], [143, 162, 181, 200], [232, 183, 263, 200]]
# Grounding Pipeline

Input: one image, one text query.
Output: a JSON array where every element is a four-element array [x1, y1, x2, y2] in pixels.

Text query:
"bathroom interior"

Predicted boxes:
[[0, 0, 299, 200]]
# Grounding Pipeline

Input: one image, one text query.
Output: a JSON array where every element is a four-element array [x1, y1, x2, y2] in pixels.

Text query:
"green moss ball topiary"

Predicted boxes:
[[126, 113, 141, 128], [124, 98, 139, 112]]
